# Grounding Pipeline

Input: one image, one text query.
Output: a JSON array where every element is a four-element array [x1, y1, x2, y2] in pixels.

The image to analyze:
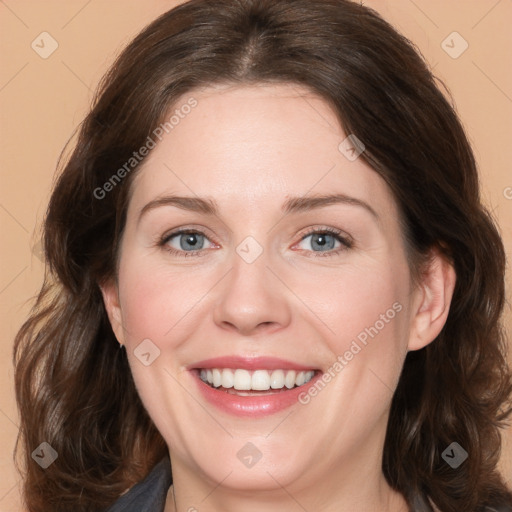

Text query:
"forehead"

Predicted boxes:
[[127, 83, 398, 221]]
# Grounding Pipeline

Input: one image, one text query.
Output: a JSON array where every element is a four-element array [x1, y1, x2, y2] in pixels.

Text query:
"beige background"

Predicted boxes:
[[1, 1, 511, 509]]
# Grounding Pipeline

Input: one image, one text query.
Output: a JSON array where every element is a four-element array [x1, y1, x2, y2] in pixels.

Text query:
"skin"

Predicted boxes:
[[101, 83, 456, 512]]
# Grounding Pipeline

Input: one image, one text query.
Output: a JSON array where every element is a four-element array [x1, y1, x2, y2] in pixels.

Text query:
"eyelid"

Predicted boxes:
[[159, 224, 218, 245]]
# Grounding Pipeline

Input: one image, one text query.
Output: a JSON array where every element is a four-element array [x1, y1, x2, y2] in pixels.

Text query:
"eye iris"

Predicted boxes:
[[311, 233, 335, 251], [180, 233, 203, 250]]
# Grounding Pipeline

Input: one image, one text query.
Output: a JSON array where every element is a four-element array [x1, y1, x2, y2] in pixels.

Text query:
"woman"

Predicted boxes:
[[13, 0, 512, 511]]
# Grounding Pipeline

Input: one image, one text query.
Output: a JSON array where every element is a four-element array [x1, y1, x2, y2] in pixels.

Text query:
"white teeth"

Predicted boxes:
[[252, 370, 270, 390], [285, 370, 296, 389], [199, 368, 316, 391], [270, 369, 285, 389], [221, 368, 234, 388], [233, 369, 251, 390], [295, 371, 306, 387], [212, 368, 222, 388]]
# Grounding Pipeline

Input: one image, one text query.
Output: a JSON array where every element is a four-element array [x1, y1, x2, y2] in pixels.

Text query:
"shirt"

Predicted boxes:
[[105, 457, 172, 512], [105, 456, 512, 512]]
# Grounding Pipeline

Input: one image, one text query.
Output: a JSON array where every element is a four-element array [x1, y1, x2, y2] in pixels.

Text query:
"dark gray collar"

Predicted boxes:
[[105, 457, 172, 512]]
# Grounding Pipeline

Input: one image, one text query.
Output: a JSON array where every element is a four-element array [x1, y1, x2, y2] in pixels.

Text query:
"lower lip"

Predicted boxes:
[[192, 370, 322, 417]]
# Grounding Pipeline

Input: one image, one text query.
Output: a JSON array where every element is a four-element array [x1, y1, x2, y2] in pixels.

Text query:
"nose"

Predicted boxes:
[[213, 248, 292, 337]]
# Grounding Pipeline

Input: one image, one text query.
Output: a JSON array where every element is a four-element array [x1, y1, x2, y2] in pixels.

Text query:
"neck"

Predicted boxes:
[[164, 456, 409, 512]]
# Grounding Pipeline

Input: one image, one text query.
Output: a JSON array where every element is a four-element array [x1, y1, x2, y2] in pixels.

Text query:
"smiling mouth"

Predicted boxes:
[[198, 368, 318, 395]]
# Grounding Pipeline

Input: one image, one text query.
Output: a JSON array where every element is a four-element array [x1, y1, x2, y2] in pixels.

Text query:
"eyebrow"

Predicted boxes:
[[282, 194, 378, 219], [138, 193, 379, 222]]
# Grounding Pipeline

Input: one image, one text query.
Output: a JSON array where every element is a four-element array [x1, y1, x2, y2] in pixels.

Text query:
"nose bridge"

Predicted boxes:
[[212, 237, 291, 335]]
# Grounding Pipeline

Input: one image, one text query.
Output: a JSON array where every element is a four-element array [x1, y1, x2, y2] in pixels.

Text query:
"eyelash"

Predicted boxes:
[[158, 226, 353, 259]]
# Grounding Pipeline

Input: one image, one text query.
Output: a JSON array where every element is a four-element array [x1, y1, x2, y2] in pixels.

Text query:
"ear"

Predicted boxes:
[[408, 248, 456, 351], [99, 279, 125, 345]]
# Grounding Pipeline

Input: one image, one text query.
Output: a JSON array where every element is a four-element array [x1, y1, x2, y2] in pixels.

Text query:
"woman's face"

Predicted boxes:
[[104, 84, 424, 498]]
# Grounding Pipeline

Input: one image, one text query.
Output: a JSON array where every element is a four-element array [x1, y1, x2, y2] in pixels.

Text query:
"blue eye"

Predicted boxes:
[[162, 230, 214, 255], [301, 232, 338, 251], [296, 228, 352, 257]]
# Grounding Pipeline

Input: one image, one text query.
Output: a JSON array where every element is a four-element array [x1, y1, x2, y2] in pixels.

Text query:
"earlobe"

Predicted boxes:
[[99, 279, 125, 345], [408, 249, 457, 351]]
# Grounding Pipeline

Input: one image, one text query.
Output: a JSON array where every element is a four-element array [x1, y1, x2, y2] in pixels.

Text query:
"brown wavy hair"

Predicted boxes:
[[13, 0, 512, 510]]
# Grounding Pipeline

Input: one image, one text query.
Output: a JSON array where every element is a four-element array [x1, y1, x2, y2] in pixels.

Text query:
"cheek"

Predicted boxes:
[[298, 258, 412, 410], [305, 261, 409, 354], [290, 262, 411, 441], [116, 252, 211, 343]]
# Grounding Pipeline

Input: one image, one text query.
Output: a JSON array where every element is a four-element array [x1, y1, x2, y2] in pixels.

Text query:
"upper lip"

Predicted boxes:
[[188, 356, 319, 371]]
